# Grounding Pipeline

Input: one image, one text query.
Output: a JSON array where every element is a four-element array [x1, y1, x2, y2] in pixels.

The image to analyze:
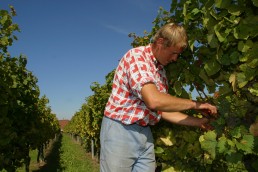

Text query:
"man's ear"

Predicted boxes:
[[156, 38, 164, 45]]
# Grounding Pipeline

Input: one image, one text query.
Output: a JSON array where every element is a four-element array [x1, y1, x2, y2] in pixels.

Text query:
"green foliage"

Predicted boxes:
[[0, 5, 19, 55], [0, 6, 60, 171]]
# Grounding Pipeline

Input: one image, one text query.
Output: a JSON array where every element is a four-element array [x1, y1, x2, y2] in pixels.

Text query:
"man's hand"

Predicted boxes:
[[194, 102, 218, 118], [199, 118, 214, 131]]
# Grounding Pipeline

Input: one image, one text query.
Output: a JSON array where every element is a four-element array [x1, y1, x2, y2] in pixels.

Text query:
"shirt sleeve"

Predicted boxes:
[[126, 50, 157, 100]]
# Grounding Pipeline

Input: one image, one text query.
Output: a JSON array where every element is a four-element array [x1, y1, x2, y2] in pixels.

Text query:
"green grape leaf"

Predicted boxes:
[[235, 135, 254, 154], [234, 25, 250, 40], [249, 88, 258, 96], [188, 39, 195, 52], [237, 72, 248, 88], [191, 8, 200, 15], [216, 117, 226, 125], [204, 59, 221, 76], [219, 53, 231, 65], [217, 135, 227, 154], [160, 136, 173, 146], [207, 33, 219, 48], [183, 2, 187, 17], [182, 131, 198, 143], [239, 43, 258, 62], [227, 138, 235, 148], [0, 36, 9, 46], [184, 69, 194, 82], [239, 54, 249, 62], [199, 131, 217, 159], [226, 152, 243, 163], [198, 46, 211, 56], [155, 146, 164, 154], [251, 0, 258, 7], [230, 126, 242, 139], [229, 73, 237, 92], [214, 22, 230, 42], [228, 5, 242, 16], [238, 67, 255, 88], [248, 58, 258, 68], [199, 69, 215, 86], [229, 51, 240, 64], [173, 81, 182, 96], [215, 0, 231, 8], [239, 63, 248, 72], [210, 8, 227, 20], [248, 83, 258, 96], [163, 167, 176, 172], [238, 40, 253, 52], [214, 29, 225, 43], [203, 14, 217, 30]]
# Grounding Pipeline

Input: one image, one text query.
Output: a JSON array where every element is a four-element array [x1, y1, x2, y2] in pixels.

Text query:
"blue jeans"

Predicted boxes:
[[100, 116, 156, 172]]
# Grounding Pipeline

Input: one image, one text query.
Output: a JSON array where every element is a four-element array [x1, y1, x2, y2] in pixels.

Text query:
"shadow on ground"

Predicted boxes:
[[33, 134, 65, 172]]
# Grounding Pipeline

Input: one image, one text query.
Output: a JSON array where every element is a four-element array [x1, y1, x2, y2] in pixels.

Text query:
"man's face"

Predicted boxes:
[[156, 44, 183, 66]]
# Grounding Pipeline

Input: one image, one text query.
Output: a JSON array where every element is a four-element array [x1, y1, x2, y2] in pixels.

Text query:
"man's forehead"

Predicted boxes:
[[168, 46, 184, 53]]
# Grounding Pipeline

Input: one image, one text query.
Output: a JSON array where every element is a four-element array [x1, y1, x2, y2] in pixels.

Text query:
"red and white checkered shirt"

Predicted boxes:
[[104, 44, 168, 126]]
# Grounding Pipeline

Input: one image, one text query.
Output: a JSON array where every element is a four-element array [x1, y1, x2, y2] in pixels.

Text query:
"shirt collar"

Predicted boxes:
[[144, 44, 164, 69]]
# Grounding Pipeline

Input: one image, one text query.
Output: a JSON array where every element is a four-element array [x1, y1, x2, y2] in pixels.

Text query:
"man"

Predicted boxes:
[[100, 23, 217, 172]]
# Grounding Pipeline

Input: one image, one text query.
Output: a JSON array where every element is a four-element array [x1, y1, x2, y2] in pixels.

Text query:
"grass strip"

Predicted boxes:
[[58, 134, 99, 172], [14, 133, 99, 172]]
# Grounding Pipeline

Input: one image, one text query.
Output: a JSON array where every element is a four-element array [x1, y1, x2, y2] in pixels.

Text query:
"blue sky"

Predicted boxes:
[[2, 0, 171, 120]]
